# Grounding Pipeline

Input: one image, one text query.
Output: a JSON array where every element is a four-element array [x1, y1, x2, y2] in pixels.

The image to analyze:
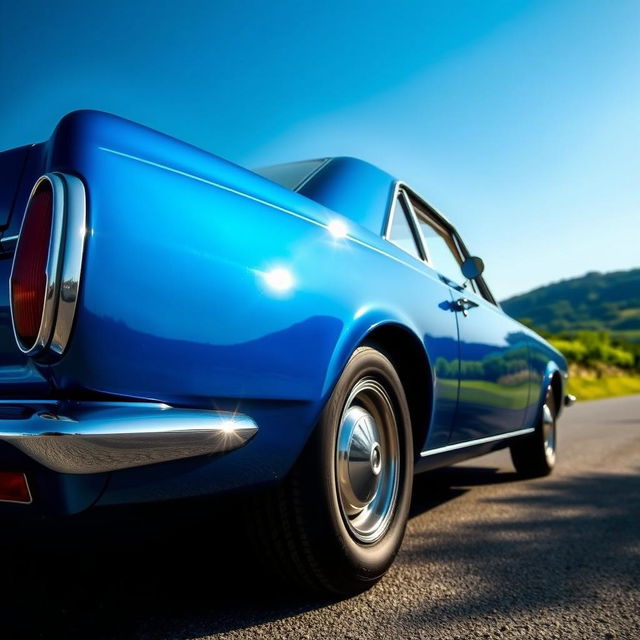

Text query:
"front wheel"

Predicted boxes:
[[510, 385, 557, 477], [251, 346, 414, 595]]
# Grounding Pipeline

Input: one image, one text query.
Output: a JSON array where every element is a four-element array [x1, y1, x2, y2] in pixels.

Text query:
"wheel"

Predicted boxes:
[[510, 384, 557, 477], [251, 346, 414, 595]]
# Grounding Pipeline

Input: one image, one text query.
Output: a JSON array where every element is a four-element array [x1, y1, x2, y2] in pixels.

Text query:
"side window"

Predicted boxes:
[[387, 196, 422, 260], [412, 202, 465, 286]]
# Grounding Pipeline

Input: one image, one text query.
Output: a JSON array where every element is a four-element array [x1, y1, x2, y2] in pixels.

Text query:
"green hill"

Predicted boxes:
[[501, 268, 640, 337]]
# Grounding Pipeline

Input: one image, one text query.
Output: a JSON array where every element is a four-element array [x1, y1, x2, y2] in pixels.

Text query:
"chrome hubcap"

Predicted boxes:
[[335, 378, 399, 544], [370, 442, 382, 476]]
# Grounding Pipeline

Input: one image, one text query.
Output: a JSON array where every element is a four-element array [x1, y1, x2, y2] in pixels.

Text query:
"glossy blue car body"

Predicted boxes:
[[0, 111, 567, 517]]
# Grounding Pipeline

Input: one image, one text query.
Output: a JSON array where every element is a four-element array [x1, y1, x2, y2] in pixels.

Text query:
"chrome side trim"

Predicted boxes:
[[420, 427, 535, 458], [0, 401, 258, 474], [9, 172, 87, 358]]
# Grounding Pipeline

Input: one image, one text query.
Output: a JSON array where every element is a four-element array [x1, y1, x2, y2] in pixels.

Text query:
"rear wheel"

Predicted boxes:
[[251, 346, 414, 595], [510, 385, 557, 477]]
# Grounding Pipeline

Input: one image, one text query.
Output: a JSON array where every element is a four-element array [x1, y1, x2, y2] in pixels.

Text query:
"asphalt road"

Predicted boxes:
[[2, 395, 639, 639]]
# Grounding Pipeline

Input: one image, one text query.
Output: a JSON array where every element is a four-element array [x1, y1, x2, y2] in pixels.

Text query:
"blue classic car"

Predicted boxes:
[[0, 111, 570, 594]]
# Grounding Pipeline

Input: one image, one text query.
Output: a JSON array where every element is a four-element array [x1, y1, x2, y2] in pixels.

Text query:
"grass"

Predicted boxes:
[[568, 375, 640, 401], [612, 330, 640, 343]]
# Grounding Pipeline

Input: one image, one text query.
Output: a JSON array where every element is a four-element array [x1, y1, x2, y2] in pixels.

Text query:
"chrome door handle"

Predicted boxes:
[[454, 297, 479, 317]]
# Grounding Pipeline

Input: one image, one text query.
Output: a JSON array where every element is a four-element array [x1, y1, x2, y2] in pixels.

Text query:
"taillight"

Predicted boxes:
[[0, 472, 32, 504], [10, 179, 54, 350], [10, 173, 86, 358]]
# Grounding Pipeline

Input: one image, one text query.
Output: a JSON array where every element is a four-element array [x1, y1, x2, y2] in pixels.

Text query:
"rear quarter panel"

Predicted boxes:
[[19, 111, 463, 496]]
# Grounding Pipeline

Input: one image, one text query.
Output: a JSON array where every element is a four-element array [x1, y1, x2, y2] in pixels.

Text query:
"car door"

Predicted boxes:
[[385, 191, 461, 451], [406, 196, 532, 445]]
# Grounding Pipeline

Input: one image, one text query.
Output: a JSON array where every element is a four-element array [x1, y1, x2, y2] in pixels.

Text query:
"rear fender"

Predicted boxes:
[[321, 308, 424, 399], [537, 361, 564, 420]]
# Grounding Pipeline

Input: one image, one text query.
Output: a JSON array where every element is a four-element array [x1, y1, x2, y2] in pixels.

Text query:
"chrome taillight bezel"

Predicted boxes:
[[10, 172, 87, 359]]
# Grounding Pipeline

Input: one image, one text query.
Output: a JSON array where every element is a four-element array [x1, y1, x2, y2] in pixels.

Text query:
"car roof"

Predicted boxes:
[[258, 156, 454, 236]]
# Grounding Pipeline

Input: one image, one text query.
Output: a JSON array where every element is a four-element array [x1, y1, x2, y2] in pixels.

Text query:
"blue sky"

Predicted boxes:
[[1, 0, 638, 299]]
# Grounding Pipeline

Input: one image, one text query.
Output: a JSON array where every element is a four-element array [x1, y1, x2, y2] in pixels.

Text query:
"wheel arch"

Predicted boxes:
[[360, 323, 433, 457], [550, 370, 563, 417], [541, 361, 564, 418]]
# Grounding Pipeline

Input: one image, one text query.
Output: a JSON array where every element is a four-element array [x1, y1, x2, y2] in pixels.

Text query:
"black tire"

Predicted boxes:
[[251, 346, 414, 595], [510, 385, 557, 478]]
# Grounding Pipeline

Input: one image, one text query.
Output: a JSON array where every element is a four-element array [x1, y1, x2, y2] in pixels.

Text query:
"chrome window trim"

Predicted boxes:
[[400, 189, 432, 263], [382, 180, 499, 306], [382, 180, 403, 242], [9, 172, 87, 358], [420, 427, 535, 457], [382, 184, 428, 263], [253, 158, 330, 192], [383, 181, 455, 236], [293, 157, 331, 191], [409, 196, 467, 286]]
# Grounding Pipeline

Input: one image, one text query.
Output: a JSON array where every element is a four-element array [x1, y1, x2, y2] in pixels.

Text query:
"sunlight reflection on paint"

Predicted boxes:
[[327, 218, 348, 239], [263, 267, 295, 293], [354, 305, 370, 319]]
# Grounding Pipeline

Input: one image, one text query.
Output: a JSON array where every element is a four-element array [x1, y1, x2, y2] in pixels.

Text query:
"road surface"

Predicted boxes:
[[2, 395, 639, 639]]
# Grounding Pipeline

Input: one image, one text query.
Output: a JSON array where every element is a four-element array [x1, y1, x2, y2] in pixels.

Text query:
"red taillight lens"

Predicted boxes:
[[0, 472, 32, 504], [11, 180, 53, 349]]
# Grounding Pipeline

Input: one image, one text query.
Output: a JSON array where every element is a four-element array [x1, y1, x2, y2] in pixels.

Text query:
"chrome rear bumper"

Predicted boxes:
[[0, 400, 258, 474]]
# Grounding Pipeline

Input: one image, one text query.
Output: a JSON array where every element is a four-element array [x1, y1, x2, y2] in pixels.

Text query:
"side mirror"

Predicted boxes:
[[461, 256, 485, 280]]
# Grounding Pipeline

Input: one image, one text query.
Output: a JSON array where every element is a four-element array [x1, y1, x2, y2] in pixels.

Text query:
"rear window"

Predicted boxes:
[[255, 159, 326, 190]]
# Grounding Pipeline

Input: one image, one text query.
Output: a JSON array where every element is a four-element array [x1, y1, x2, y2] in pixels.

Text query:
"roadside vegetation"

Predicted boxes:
[[547, 331, 640, 401], [501, 268, 640, 401], [502, 268, 640, 335]]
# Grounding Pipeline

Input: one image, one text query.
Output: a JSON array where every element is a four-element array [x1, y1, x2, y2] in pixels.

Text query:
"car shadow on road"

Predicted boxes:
[[0, 494, 339, 640], [409, 465, 521, 518], [1, 465, 638, 639], [400, 466, 640, 633]]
